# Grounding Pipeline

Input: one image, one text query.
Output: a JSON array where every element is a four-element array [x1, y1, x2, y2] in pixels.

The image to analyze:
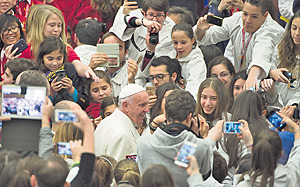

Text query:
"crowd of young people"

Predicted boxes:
[[0, 0, 300, 186]]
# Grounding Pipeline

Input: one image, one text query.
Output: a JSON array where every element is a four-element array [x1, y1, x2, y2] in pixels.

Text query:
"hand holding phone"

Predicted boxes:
[[11, 39, 28, 56], [146, 86, 156, 96], [175, 141, 197, 168], [56, 70, 66, 82], [97, 44, 119, 67], [266, 111, 286, 131]]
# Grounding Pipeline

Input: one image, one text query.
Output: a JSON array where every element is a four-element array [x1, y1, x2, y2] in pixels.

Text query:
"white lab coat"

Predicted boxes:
[[94, 108, 140, 161], [196, 11, 285, 79], [110, 6, 175, 86], [168, 47, 206, 99]]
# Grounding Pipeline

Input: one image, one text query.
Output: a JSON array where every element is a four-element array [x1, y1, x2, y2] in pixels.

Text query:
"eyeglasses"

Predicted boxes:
[[145, 13, 165, 19], [1, 25, 19, 36], [211, 71, 230, 78], [148, 73, 169, 82]]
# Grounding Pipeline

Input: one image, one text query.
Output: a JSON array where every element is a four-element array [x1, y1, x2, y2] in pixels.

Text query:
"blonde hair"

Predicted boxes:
[[26, 4, 67, 58], [53, 122, 83, 159], [114, 159, 140, 187]]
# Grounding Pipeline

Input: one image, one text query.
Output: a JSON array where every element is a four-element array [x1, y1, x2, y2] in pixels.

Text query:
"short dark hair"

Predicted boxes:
[[165, 89, 196, 122], [102, 32, 130, 52], [150, 56, 182, 83], [142, 0, 169, 15], [18, 70, 49, 95], [75, 19, 104, 46], [4, 58, 36, 81], [33, 156, 69, 187], [168, 6, 195, 26], [100, 96, 118, 118], [199, 45, 223, 68], [207, 56, 236, 78], [245, 0, 270, 15]]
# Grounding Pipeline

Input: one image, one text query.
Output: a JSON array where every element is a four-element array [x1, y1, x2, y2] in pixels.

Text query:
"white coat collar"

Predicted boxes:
[[113, 108, 140, 137]]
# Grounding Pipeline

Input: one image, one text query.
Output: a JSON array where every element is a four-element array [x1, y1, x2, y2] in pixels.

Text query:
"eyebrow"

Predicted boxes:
[[243, 11, 259, 16]]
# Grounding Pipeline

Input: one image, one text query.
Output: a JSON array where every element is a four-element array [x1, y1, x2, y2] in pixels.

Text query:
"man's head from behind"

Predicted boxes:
[[242, 0, 269, 33], [75, 19, 105, 46], [2, 58, 36, 84], [149, 56, 181, 88], [165, 89, 195, 123], [30, 156, 69, 187], [118, 84, 149, 126]]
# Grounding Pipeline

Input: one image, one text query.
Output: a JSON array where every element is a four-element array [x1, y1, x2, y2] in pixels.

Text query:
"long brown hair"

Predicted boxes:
[[91, 0, 122, 20], [196, 77, 228, 124], [238, 130, 281, 187], [278, 10, 300, 76]]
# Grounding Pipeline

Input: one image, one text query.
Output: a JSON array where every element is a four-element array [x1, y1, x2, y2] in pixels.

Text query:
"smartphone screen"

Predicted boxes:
[[175, 141, 197, 168], [55, 110, 78, 122], [268, 112, 286, 131], [57, 142, 72, 155], [223, 122, 242, 134]]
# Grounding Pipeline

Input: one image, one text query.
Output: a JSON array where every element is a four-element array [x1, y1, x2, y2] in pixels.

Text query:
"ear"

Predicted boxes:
[[30, 175, 38, 187], [170, 72, 177, 83], [263, 11, 268, 19], [143, 11, 146, 16], [124, 48, 129, 56], [122, 101, 129, 113], [74, 34, 78, 43], [192, 36, 195, 45]]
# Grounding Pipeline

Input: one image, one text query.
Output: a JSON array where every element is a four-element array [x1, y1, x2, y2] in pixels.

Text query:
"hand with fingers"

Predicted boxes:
[[280, 105, 297, 119], [89, 52, 109, 70], [50, 77, 63, 97], [260, 78, 276, 94], [270, 68, 289, 83], [122, 0, 138, 15], [70, 139, 84, 163], [127, 59, 138, 83], [61, 77, 74, 95], [4, 44, 22, 61], [236, 119, 253, 147]]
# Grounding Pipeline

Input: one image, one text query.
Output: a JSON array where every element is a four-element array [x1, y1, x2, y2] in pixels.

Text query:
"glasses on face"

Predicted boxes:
[[148, 73, 169, 82], [1, 25, 19, 36], [145, 13, 165, 20], [211, 71, 230, 78]]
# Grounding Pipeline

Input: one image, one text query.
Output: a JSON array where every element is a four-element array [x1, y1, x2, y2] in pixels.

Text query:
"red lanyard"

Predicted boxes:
[[241, 28, 253, 60]]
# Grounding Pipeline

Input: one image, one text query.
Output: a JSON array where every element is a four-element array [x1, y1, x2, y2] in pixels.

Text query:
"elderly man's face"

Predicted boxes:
[[126, 91, 149, 126]]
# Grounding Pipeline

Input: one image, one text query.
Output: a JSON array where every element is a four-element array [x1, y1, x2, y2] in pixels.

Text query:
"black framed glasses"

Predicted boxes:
[[148, 73, 169, 82], [1, 25, 19, 36], [145, 13, 165, 19]]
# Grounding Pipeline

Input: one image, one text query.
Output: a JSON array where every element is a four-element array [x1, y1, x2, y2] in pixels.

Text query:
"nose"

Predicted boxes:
[[205, 99, 211, 106], [99, 89, 104, 96], [153, 77, 158, 84]]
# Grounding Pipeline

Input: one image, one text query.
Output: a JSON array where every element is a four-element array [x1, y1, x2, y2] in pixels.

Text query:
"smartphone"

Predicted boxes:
[[126, 155, 138, 162], [55, 109, 78, 122], [128, 0, 137, 7], [56, 70, 66, 82], [97, 44, 119, 67], [207, 15, 223, 26], [11, 39, 28, 56], [146, 86, 156, 96], [57, 142, 72, 155], [223, 122, 242, 134], [174, 141, 197, 168], [266, 111, 286, 131], [293, 108, 300, 120], [2, 85, 46, 119]]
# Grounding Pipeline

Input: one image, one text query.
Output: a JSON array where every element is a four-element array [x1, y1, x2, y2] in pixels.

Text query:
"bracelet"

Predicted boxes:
[[246, 144, 253, 149], [149, 122, 157, 131], [152, 120, 159, 126], [141, 18, 145, 26], [71, 161, 80, 168], [294, 128, 300, 134]]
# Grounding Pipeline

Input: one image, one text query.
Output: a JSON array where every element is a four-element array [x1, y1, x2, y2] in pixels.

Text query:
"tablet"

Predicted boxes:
[[2, 85, 46, 119]]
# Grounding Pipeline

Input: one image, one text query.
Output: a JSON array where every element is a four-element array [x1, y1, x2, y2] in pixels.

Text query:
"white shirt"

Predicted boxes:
[[168, 47, 206, 100], [197, 12, 285, 79], [94, 108, 140, 161]]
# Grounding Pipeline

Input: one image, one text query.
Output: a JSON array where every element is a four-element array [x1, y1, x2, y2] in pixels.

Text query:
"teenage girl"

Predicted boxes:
[[36, 37, 83, 106], [196, 77, 230, 127], [169, 23, 207, 99]]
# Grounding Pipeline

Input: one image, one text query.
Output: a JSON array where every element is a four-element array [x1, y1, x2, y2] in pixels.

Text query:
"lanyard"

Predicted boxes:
[[240, 28, 253, 63]]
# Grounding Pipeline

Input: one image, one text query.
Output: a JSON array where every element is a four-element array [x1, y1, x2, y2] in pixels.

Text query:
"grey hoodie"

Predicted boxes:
[[137, 127, 215, 187], [236, 139, 300, 187]]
